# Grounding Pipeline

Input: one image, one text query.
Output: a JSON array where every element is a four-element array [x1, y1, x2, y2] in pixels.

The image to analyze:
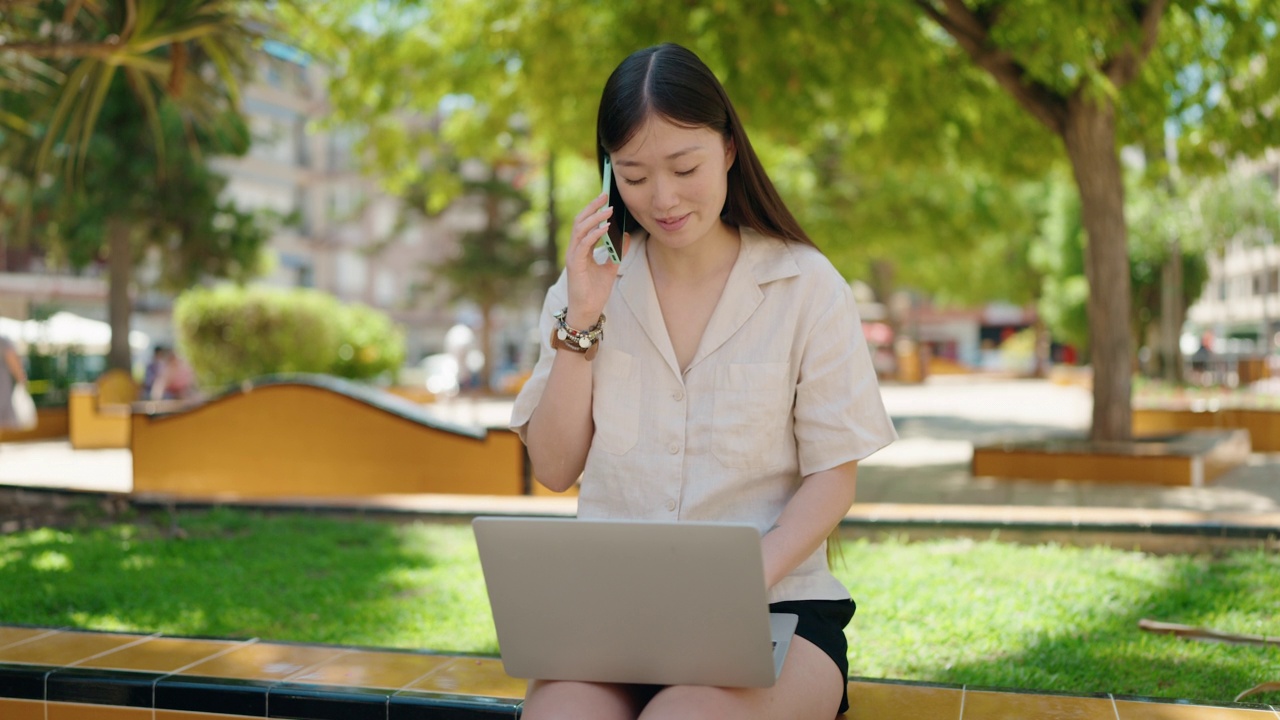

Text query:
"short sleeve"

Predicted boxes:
[[793, 282, 897, 476], [509, 272, 569, 444]]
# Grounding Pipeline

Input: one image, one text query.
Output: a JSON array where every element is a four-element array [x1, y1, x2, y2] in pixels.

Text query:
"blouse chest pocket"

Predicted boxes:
[[712, 363, 793, 469], [591, 347, 641, 455]]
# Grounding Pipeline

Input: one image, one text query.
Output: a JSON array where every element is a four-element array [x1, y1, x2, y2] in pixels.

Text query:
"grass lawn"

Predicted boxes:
[[1, 508, 1277, 706]]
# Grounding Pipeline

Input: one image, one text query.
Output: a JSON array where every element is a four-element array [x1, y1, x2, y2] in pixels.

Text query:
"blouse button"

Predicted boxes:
[[668, 443, 680, 454], [672, 389, 684, 401], [665, 499, 677, 511]]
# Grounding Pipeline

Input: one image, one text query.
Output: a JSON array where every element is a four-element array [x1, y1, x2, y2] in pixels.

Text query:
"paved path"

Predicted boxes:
[[863, 377, 1280, 512], [2, 377, 1277, 514]]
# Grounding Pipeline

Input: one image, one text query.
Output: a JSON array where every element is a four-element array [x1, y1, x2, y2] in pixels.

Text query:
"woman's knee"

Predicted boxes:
[[521, 679, 645, 720], [637, 637, 844, 720], [638, 685, 758, 719]]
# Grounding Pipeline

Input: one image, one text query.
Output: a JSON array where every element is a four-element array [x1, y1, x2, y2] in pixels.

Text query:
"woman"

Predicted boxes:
[[510, 43, 896, 720], [1, 333, 29, 431]]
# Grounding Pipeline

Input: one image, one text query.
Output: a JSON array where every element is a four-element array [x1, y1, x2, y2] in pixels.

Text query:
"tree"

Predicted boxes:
[[911, 1, 1280, 440], [17, 77, 272, 354], [419, 161, 542, 393], [1033, 169, 1212, 368], [1, 0, 265, 370]]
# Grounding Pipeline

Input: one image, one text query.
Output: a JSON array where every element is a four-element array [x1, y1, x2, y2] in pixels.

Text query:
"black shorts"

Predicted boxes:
[[769, 598, 856, 715]]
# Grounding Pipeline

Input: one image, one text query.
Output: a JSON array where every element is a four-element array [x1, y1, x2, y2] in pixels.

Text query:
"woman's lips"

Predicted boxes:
[[655, 213, 690, 232]]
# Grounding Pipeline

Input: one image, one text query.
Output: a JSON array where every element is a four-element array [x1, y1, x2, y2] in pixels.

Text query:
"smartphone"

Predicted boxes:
[[598, 156, 622, 263]]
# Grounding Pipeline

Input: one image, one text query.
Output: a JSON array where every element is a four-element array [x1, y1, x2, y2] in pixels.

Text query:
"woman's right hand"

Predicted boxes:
[[564, 193, 629, 328]]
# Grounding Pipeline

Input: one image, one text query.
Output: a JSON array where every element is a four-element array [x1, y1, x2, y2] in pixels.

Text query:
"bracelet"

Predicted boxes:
[[551, 308, 605, 360]]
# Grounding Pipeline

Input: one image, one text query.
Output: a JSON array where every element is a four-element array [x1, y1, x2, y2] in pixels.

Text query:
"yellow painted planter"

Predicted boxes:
[[68, 369, 138, 450], [132, 376, 526, 499], [0, 406, 68, 442], [1134, 406, 1280, 452], [972, 430, 1251, 487]]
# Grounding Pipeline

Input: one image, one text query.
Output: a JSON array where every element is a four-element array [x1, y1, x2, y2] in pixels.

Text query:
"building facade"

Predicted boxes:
[[1184, 150, 1280, 360]]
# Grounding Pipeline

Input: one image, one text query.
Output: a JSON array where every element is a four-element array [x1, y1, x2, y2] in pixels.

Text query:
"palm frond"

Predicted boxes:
[[69, 62, 119, 181], [34, 58, 97, 179], [16, 0, 263, 183], [124, 66, 166, 172], [0, 108, 37, 136], [196, 34, 243, 106]]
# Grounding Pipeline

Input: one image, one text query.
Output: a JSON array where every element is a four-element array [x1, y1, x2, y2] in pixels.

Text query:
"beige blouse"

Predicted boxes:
[[511, 227, 897, 603]]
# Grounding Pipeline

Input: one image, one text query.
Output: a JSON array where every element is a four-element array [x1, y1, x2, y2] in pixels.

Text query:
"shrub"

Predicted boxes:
[[331, 303, 406, 381], [173, 286, 405, 390]]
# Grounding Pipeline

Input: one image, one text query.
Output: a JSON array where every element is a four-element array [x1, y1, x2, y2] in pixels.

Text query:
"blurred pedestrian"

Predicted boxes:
[[141, 345, 170, 399], [1, 333, 32, 432], [150, 348, 197, 401]]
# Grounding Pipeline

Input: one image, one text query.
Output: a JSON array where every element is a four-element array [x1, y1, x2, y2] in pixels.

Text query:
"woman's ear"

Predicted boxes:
[[724, 137, 737, 169]]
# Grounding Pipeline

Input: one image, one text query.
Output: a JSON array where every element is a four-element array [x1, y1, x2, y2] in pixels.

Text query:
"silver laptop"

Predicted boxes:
[[472, 516, 798, 688]]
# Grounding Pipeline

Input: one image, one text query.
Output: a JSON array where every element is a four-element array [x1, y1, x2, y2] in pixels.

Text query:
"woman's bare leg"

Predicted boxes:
[[636, 637, 844, 720]]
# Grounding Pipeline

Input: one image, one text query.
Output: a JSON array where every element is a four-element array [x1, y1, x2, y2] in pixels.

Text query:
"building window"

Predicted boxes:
[[294, 187, 312, 237], [294, 118, 310, 168]]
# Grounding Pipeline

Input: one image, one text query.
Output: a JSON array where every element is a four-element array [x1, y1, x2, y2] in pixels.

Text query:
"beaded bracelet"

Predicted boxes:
[[551, 308, 606, 360]]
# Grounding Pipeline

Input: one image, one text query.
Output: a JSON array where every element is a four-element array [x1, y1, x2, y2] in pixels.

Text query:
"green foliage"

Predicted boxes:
[[0, 0, 264, 181], [173, 286, 405, 390], [24, 347, 101, 408], [3, 1, 273, 369], [428, 172, 541, 310], [1126, 174, 1210, 349], [1026, 166, 1259, 359], [1188, 170, 1280, 250], [1030, 176, 1091, 353], [276, 0, 1056, 285], [12, 75, 272, 288], [330, 303, 407, 381], [279, 1, 1280, 278]]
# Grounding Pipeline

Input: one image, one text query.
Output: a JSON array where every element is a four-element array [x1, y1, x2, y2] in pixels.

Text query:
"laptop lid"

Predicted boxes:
[[473, 516, 795, 688]]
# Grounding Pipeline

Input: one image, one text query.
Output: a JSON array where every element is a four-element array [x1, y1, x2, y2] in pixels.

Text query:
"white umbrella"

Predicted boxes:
[[0, 312, 149, 354], [0, 316, 25, 345]]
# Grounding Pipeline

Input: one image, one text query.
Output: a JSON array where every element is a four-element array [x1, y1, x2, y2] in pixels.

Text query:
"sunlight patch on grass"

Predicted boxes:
[[68, 613, 139, 633], [31, 550, 73, 572]]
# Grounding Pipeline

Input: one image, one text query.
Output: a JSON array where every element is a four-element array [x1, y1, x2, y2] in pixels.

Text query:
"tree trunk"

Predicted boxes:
[[478, 302, 493, 393], [106, 216, 134, 372], [474, 169, 502, 393], [1032, 313, 1050, 378], [1062, 94, 1133, 442], [868, 259, 897, 333], [543, 151, 560, 291], [1160, 241, 1184, 383]]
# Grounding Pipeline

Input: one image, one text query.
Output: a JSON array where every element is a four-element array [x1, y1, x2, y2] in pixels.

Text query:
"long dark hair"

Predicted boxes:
[[596, 43, 815, 249]]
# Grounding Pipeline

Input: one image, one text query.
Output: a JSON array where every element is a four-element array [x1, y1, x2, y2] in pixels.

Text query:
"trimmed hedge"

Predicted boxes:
[[174, 286, 405, 390]]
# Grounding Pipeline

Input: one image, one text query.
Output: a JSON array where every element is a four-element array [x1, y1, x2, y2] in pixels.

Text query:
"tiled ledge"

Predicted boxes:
[[2, 625, 1278, 719], [0, 626, 523, 719]]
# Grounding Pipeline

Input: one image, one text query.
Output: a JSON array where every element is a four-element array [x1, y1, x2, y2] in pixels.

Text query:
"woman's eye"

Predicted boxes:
[[622, 176, 646, 186], [675, 166, 699, 177]]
